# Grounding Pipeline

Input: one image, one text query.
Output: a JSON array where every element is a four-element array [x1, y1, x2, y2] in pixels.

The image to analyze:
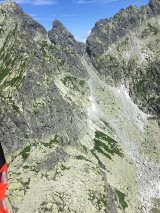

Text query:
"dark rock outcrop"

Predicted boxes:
[[48, 19, 85, 54], [1, 1, 47, 37]]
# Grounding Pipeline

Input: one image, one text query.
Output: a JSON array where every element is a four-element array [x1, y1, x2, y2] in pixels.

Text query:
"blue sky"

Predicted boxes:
[[1, 0, 149, 42]]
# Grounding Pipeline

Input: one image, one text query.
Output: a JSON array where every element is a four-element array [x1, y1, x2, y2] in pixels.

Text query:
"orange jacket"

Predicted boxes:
[[0, 163, 8, 213]]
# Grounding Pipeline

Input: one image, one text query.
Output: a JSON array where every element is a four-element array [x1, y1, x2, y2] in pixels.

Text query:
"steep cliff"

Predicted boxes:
[[0, 1, 160, 213], [87, 0, 160, 118]]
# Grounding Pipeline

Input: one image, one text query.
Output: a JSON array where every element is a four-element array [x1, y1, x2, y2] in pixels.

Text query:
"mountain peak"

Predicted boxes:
[[0, 0, 22, 12], [49, 19, 74, 44], [53, 19, 68, 29], [0, 0, 47, 40], [48, 19, 85, 54]]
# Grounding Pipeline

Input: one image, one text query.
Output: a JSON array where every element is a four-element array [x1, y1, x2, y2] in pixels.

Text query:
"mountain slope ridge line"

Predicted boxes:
[[0, 0, 160, 213]]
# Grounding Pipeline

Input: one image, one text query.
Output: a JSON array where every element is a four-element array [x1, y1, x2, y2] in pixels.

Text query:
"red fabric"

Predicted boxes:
[[0, 164, 7, 173], [0, 164, 8, 213], [0, 163, 7, 199], [0, 200, 8, 213]]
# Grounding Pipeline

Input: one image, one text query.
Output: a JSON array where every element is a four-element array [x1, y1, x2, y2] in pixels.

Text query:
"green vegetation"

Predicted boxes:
[[40, 202, 50, 212], [17, 178, 30, 195], [100, 119, 113, 131], [42, 135, 59, 148], [135, 80, 146, 93], [23, 165, 30, 169], [88, 191, 107, 211], [91, 130, 123, 168], [75, 155, 91, 162], [91, 150, 106, 169], [79, 79, 85, 86], [1, 8, 6, 16], [20, 145, 31, 160], [38, 41, 48, 57], [12, 102, 20, 113], [152, 208, 160, 213], [92, 131, 123, 160], [115, 190, 128, 210], [75, 155, 85, 160], [0, 26, 27, 115], [61, 164, 70, 171], [23, 178, 30, 188], [62, 75, 85, 89], [148, 23, 160, 35], [62, 75, 77, 86]]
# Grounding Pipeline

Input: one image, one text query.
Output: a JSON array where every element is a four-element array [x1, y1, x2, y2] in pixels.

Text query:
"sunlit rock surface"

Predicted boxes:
[[0, 1, 160, 213]]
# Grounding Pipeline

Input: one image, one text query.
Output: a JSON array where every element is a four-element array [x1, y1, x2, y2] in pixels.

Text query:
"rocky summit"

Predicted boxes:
[[0, 0, 160, 213]]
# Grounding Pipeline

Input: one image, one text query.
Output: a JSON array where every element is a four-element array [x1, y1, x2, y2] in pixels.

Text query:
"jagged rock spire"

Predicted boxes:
[[48, 20, 74, 44], [48, 19, 85, 54]]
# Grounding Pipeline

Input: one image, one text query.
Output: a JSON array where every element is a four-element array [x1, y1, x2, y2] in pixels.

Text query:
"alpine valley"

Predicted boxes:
[[0, 0, 160, 212]]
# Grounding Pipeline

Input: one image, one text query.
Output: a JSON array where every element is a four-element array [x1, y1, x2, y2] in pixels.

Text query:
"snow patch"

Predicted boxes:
[[89, 95, 96, 112]]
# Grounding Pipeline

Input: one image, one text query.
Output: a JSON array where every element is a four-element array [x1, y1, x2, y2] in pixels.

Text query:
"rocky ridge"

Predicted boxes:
[[0, 1, 160, 213], [87, 0, 160, 117]]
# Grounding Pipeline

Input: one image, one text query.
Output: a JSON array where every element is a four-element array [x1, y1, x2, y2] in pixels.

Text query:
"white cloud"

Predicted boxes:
[[1, 0, 57, 5], [75, 0, 117, 4]]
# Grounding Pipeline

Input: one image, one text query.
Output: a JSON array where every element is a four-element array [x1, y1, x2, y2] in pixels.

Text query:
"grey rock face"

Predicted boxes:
[[86, 0, 160, 117], [48, 19, 85, 54], [149, 0, 160, 13], [0, 0, 89, 165], [1, 1, 47, 38], [0, 1, 160, 213]]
